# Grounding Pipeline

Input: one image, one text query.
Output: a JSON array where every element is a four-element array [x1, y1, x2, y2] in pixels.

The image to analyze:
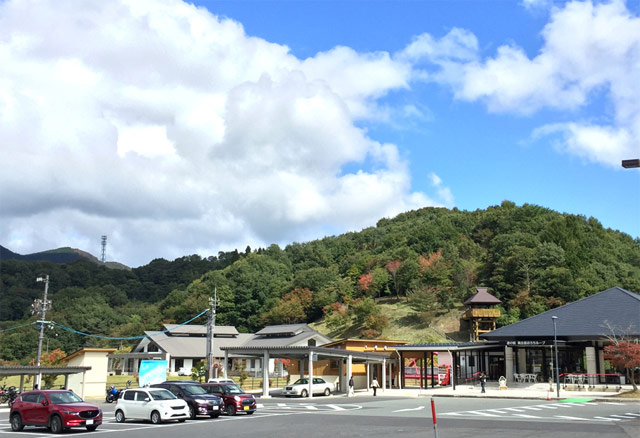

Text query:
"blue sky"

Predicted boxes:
[[200, 0, 639, 234], [1, 0, 638, 267]]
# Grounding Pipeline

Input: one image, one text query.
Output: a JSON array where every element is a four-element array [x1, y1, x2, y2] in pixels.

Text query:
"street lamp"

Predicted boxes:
[[551, 316, 560, 399]]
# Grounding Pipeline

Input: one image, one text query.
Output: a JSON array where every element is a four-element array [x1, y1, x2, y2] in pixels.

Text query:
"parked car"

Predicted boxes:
[[282, 377, 335, 397], [177, 367, 190, 376], [115, 388, 189, 424], [10, 390, 102, 433], [201, 382, 257, 416], [151, 381, 222, 419]]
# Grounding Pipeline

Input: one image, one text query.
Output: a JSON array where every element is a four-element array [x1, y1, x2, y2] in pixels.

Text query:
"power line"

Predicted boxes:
[[0, 309, 209, 341], [48, 308, 209, 340], [0, 321, 37, 333]]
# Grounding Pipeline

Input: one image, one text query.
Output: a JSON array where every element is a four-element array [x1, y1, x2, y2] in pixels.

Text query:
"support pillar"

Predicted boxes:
[[366, 362, 370, 392], [585, 346, 596, 377], [517, 348, 526, 375], [382, 359, 386, 393], [262, 350, 271, 398], [224, 350, 229, 378], [338, 360, 344, 393], [505, 346, 514, 383], [346, 355, 353, 397], [308, 352, 314, 398]]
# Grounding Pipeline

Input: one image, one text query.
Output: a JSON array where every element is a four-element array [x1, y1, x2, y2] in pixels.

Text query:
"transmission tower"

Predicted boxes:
[[101, 235, 107, 264]]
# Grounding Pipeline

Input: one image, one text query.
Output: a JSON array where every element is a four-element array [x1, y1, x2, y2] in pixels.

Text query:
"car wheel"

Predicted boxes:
[[86, 425, 98, 431], [151, 410, 162, 424], [323, 388, 331, 396], [50, 415, 63, 434], [188, 404, 197, 420], [300, 389, 308, 397], [225, 404, 236, 416], [10, 413, 24, 431], [115, 410, 126, 423]]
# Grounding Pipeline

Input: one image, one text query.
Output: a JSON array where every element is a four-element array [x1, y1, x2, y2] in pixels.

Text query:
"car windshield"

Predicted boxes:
[[221, 384, 244, 395], [292, 379, 309, 385], [183, 385, 207, 395], [150, 389, 177, 400], [48, 392, 84, 404]]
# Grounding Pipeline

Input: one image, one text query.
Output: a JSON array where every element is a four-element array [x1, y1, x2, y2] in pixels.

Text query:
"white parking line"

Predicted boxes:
[[512, 414, 541, 419], [610, 414, 638, 419], [594, 416, 620, 421]]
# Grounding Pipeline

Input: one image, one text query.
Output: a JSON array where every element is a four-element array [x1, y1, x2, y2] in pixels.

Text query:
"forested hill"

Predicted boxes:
[[1, 202, 639, 363]]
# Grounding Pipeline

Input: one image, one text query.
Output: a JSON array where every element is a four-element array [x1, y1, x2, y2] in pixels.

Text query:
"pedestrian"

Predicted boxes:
[[371, 377, 379, 396], [348, 375, 354, 397], [480, 372, 487, 394]]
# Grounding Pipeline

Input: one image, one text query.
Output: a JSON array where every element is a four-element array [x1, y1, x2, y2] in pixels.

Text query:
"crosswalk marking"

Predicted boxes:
[[467, 411, 500, 417], [520, 406, 542, 411], [610, 414, 637, 419], [594, 416, 620, 421], [554, 415, 590, 421], [624, 413, 640, 417], [512, 414, 541, 418], [503, 408, 526, 412]]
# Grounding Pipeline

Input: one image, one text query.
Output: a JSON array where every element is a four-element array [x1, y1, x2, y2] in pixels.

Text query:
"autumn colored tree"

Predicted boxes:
[[262, 288, 313, 325], [358, 273, 373, 292], [29, 348, 66, 389], [603, 340, 639, 392]]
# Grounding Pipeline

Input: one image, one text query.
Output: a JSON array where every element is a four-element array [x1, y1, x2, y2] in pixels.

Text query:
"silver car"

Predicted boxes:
[[115, 388, 189, 424], [282, 378, 335, 397]]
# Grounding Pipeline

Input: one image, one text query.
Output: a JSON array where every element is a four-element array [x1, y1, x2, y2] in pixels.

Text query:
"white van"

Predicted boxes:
[[207, 378, 235, 384]]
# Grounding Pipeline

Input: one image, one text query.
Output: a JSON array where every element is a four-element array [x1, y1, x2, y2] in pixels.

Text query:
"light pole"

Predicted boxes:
[[551, 316, 560, 399], [34, 275, 52, 389]]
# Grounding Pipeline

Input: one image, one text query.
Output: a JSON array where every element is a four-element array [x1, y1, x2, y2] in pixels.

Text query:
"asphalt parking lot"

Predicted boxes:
[[1, 396, 638, 438]]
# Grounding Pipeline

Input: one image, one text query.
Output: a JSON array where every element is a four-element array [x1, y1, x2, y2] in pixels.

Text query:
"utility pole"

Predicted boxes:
[[206, 287, 218, 380], [34, 275, 52, 389]]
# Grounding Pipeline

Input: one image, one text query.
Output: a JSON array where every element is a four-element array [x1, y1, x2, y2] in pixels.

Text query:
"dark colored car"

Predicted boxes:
[[10, 390, 102, 433], [151, 381, 222, 419], [201, 382, 257, 416]]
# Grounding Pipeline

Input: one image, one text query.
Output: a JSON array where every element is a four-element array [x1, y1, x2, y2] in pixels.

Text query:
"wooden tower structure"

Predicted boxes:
[[462, 287, 501, 342]]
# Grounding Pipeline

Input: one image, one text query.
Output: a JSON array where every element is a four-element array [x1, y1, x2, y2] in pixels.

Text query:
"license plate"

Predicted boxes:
[[86, 419, 94, 425], [211, 406, 218, 410], [243, 406, 249, 411]]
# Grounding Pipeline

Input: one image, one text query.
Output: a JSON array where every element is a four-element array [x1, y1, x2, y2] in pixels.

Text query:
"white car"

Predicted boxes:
[[115, 388, 189, 424], [282, 377, 335, 397], [177, 367, 190, 376], [207, 378, 235, 384]]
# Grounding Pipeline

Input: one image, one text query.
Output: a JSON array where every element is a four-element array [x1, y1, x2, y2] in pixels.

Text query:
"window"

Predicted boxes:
[[21, 393, 38, 403], [123, 390, 135, 401], [308, 339, 317, 347], [135, 391, 149, 401], [175, 358, 184, 369]]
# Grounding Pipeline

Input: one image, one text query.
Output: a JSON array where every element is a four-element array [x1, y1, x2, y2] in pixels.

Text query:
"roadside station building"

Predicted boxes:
[[394, 287, 639, 389]]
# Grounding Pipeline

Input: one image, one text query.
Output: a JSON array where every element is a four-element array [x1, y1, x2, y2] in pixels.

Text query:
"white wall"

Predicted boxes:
[[66, 351, 111, 398]]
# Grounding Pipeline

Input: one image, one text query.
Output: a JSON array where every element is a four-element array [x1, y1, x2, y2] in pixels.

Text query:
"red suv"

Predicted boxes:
[[201, 383, 257, 416], [10, 390, 102, 433]]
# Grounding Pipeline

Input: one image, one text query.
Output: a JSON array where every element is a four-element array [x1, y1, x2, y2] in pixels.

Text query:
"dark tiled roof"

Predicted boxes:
[[464, 287, 502, 305], [255, 323, 308, 336], [481, 287, 640, 341]]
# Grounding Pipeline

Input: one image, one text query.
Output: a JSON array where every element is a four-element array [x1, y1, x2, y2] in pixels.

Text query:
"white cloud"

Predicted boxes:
[[0, 0, 437, 266], [441, 0, 640, 167], [428, 173, 455, 208]]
